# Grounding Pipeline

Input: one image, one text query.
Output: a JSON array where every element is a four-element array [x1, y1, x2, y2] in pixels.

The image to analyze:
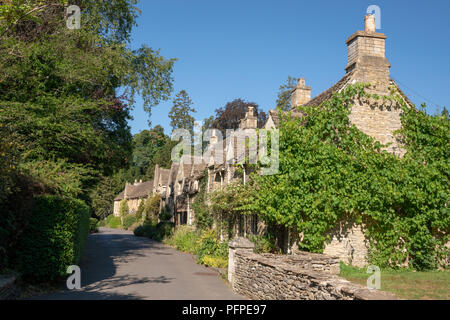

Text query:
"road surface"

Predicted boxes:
[[33, 228, 244, 300]]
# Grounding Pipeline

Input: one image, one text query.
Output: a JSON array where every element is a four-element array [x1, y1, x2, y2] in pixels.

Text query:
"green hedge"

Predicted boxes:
[[123, 215, 136, 230], [14, 195, 90, 282], [105, 214, 121, 229], [134, 221, 174, 241], [89, 217, 99, 233]]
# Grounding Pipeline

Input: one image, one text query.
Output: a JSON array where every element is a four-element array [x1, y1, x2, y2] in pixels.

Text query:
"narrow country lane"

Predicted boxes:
[[32, 228, 244, 300]]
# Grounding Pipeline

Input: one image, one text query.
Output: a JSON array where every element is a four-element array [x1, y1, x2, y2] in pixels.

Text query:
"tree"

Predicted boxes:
[[90, 173, 127, 219], [202, 116, 215, 134], [143, 194, 161, 223], [168, 90, 196, 134], [276, 76, 297, 111], [132, 125, 169, 172], [0, 0, 175, 197], [144, 140, 179, 180], [119, 199, 129, 223], [0, 0, 175, 272], [212, 99, 266, 135], [135, 198, 146, 222], [199, 115, 215, 151]]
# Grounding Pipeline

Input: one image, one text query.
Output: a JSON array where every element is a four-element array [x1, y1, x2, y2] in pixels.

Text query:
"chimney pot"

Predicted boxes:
[[248, 105, 254, 116], [365, 14, 376, 33]]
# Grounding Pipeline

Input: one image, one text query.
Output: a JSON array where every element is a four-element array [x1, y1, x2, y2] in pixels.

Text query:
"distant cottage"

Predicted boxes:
[[113, 180, 154, 216]]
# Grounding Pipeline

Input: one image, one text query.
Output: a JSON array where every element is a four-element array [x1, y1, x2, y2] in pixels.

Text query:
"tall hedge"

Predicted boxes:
[[14, 195, 90, 282]]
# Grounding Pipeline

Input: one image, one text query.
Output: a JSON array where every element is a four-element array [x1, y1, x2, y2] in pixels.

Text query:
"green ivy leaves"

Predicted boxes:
[[250, 84, 449, 270]]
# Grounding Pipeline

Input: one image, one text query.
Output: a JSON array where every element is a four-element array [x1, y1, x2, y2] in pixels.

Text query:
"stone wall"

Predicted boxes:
[[232, 250, 397, 300], [228, 238, 398, 300], [323, 222, 368, 268], [349, 99, 404, 156]]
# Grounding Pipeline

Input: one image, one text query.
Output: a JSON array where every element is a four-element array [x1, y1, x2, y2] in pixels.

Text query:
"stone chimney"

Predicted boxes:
[[345, 14, 390, 84], [291, 78, 311, 108], [239, 105, 258, 129], [210, 129, 219, 145]]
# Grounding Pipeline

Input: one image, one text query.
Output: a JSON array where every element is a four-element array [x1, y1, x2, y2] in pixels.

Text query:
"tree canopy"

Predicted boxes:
[[168, 90, 197, 134], [0, 0, 176, 269], [0, 0, 176, 197], [275, 76, 297, 111]]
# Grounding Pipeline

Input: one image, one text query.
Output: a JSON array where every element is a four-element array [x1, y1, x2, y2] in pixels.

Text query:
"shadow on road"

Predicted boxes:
[[31, 228, 174, 300]]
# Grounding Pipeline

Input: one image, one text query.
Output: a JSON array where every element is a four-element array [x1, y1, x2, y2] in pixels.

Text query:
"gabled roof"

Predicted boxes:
[[114, 180, 154, 201], [268, 109, 280, 128], [192, 162, 207, 177], [159, 169, 170, 187], [390, 79, 415, 107], [174, 155, 205, 181], [114, 191, 125, 201], [301, 70, 413, 109], [302, 70, 355, 107]]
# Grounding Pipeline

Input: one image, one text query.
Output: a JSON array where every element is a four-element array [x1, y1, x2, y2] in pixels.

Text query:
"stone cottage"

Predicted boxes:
[[263, 14, 413, 266], [171, 156, 207, 227], [113, 179, 154, 216]]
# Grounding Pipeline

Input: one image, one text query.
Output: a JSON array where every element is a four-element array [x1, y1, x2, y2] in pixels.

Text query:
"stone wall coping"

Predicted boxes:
[[268, 251, 340, 263], [228, 237, 255, 249], [235, 251, 399, 300]]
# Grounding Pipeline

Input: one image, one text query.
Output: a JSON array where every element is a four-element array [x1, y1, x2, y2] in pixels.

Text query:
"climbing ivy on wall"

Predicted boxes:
[[193, 171, 213, 230], [249, 83, 449, 270]]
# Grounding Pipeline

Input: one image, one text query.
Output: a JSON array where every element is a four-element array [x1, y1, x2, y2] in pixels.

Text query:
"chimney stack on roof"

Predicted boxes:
[[239, 105, 258, 129], [291, 78, 311, 108], [210, 129, 219, 145], [345, 14, 390, 83]]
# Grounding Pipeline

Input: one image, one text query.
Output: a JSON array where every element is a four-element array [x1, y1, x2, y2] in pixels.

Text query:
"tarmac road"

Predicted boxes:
[[32, 227, 244, 300]]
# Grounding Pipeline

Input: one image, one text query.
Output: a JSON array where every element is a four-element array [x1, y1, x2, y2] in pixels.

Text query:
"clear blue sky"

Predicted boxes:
[[128, 0, 450, 135]]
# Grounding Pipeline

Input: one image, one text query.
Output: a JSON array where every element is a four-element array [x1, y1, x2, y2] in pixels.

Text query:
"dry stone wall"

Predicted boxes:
[[228, 238, 397, 300]]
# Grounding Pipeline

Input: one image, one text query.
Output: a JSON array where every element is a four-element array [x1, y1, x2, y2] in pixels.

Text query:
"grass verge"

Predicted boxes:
[[340, 262, 450, 300]]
